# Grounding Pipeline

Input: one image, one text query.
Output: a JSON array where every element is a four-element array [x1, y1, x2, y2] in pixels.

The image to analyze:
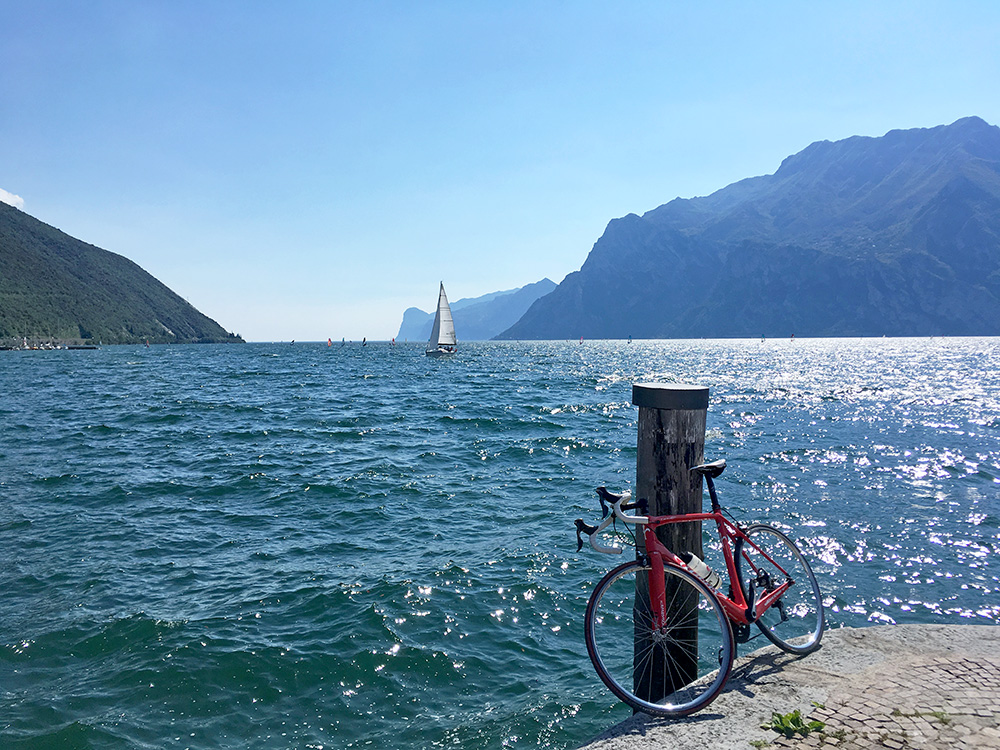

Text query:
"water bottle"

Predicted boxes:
[[680, 551, 722, 590]]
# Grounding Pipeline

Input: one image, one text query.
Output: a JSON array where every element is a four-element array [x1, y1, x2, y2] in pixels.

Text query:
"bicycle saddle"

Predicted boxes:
[[690, 459, 726, 478]]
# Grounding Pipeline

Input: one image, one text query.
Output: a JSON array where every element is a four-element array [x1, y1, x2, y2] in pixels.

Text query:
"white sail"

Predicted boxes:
[[426, 282, 457, 355]]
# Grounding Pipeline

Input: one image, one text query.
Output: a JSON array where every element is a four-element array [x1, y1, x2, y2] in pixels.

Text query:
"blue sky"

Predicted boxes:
[[3, 1, 999, 341]]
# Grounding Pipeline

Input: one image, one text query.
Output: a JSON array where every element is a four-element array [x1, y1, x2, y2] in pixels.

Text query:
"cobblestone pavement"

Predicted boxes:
[[579, 625, 1000, 750], [769, 654, 1000, 749]]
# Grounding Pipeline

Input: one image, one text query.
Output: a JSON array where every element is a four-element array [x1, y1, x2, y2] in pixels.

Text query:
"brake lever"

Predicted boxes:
[[596, 494, 609, 519], [574, 518, 599, 552]]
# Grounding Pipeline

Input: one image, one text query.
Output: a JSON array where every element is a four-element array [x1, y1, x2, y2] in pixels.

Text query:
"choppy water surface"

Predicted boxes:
[[1, 339, 998, 748]]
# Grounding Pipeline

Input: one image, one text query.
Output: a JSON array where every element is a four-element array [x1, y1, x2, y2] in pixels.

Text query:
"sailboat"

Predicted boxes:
[[426, 282, 457, 357]]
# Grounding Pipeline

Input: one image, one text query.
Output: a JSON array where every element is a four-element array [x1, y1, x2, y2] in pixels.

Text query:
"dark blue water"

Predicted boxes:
[[2, 339, 998, 748]]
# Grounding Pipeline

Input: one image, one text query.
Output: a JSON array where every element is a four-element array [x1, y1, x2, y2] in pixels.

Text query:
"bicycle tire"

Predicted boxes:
[[734, 524, 824, 654], [584, 560, 735, 717]]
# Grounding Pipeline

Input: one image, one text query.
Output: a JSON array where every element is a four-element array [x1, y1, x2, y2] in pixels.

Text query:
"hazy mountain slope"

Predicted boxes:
[[397, 278, 556, 341], [498, 117, 1000, 339]]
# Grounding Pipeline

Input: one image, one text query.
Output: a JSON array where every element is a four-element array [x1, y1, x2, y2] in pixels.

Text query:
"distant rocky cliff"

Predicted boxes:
[[398, 278, 556, 341], [0, 201, 242, 344], [498, 117, 1000, 339]]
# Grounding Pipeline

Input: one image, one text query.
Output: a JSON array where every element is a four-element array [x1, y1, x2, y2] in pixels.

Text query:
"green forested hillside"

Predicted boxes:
[[0, 202, 242, 345]]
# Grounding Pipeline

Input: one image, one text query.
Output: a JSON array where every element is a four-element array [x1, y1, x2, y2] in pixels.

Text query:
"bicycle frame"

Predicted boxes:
[[580, 476, 798, 632], [641, 511, 791, 628]]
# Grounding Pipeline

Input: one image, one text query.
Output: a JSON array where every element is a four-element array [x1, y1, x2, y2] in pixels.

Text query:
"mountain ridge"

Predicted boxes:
[[498, 117, 1000, 339]]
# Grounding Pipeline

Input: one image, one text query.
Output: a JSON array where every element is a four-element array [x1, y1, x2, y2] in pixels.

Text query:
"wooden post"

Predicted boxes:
[[631, 382, 709, 705]]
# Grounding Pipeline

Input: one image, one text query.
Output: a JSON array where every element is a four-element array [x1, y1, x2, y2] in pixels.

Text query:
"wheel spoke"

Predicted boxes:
[[585, 561, 734, 716]]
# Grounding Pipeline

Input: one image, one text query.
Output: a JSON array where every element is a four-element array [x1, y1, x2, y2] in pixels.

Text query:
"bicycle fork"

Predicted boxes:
[[646, 546, 669, 629]]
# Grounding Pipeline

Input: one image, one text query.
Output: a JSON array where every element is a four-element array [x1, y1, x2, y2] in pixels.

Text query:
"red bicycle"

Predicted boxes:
[[574, 459, 824, 716]]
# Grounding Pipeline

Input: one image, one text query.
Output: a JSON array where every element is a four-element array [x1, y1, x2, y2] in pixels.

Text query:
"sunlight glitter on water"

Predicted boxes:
[[1, 338, 998, 749]]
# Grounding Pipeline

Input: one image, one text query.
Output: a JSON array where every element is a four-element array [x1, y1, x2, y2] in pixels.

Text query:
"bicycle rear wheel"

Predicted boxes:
[[584, 560, 734, 717], [735, 524, 824, 654]]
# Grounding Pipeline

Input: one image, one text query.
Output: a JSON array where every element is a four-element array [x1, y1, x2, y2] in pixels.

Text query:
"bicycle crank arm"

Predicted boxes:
[[745, 580, 756, 622]]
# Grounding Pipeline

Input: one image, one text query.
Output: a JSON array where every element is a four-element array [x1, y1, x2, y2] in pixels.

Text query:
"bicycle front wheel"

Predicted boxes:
[[584, 560, 735, 717], [735, 524, 824, 654]]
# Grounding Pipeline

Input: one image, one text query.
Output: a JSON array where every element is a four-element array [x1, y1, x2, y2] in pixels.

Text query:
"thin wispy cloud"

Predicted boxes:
[[0, 188, 24, 209]]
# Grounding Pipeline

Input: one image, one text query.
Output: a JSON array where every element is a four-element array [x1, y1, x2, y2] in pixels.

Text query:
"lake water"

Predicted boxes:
[[2, 338, 998, 748]]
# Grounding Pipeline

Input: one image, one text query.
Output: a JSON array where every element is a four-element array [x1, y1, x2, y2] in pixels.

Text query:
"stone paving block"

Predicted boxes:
[[968, 731, 999, 747]]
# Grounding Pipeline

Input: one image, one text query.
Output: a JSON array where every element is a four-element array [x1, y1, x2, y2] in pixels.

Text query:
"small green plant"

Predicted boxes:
[[748, 740, 770, 748], [760, 709, 826, 738]]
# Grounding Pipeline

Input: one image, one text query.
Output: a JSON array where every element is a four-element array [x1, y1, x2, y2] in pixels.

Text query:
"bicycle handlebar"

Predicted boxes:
[[575, 488, 650, 555]]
